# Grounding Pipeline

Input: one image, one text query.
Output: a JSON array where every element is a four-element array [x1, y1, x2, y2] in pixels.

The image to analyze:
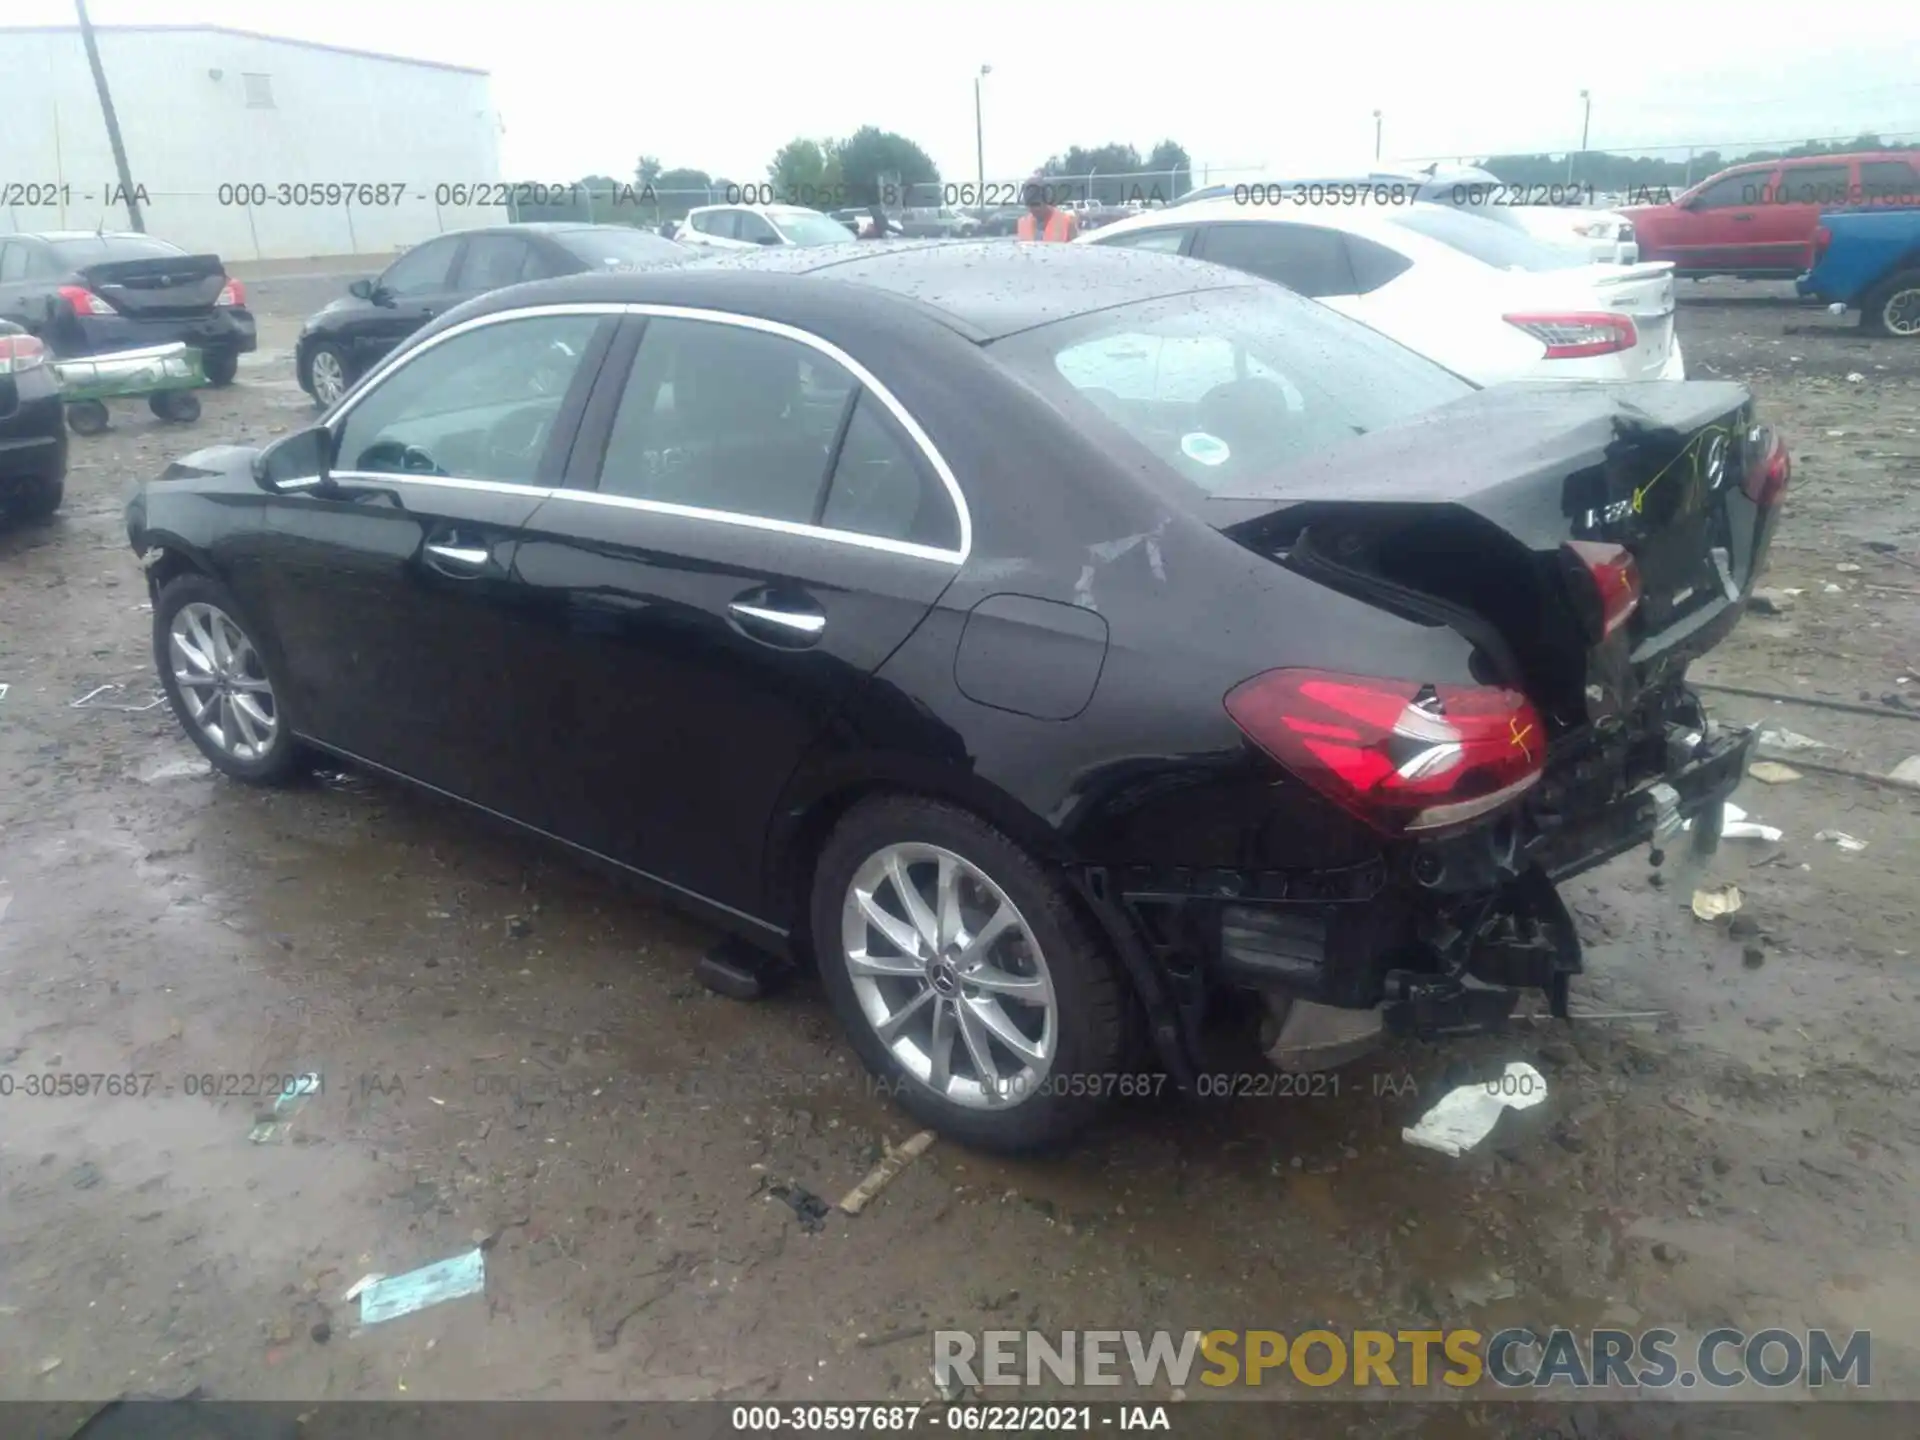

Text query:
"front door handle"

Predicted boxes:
[[424, 541, 491, 575]]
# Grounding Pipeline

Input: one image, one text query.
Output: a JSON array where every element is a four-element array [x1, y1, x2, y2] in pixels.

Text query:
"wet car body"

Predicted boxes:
[[126, 242, 1786, 1148], [0, 319, 68, 520]]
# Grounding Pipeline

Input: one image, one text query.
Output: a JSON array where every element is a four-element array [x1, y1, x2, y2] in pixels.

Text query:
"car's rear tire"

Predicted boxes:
[[2, 472, 64, 522], [1860, 268, 1920, 338], [810, 795, 1130, 1153], [66, 401, 109, 436], [203, 350, 239, 387], [152, 573, 304, 785], [304, 343, 353, 409]]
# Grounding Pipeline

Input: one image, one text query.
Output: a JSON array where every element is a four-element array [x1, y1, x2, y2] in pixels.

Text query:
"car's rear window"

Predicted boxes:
[[1391, 206, 1587, 270], [46, 235, 186, 263], [550, 227, 688, 268], [989, 284, 1474, 495]]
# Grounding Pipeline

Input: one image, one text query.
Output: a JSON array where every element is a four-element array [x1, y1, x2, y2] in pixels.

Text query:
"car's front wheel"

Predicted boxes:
[[811, 796, 1131, 1152], [1862, 268, 1920, 338], [153, 574, 303, 784], [304, 343, 353, 408]]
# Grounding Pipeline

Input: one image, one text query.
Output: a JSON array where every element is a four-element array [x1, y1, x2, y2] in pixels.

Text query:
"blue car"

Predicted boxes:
[[1796, 209, 1920, 337]]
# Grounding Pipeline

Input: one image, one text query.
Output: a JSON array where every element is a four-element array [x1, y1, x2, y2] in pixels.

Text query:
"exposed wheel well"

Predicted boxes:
[[144, 547, 209, 598]]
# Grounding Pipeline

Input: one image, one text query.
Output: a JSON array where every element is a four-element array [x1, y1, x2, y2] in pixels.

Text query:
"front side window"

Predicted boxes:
[[734, 212, 779, 244], [1691, 171, 1767, 209], [596, 318, 855, 523], [334, 314, 603, 484], [990, 285, 1472, 495], [379, 238, 461, 296]]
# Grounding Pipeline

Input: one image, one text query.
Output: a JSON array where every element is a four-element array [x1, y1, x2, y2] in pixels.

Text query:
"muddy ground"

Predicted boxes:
[[2, 274, 1918, 1430]]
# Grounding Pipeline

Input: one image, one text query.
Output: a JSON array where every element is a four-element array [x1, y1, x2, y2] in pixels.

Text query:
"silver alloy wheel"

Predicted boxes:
[[168, 601, 279, 761], [1885, 286, 1920, 338], [841, 843, 1057, 1110], [309, 349, 347, 405]]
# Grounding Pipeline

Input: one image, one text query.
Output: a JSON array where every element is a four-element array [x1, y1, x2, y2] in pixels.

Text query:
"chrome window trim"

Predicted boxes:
[[314, 300, 972, 565]]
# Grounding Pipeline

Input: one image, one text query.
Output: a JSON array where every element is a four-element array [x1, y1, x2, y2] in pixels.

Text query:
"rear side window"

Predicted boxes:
[[458, 235, 533, 290], [1860, 161, 1920, 205], [596, 318, 854, 522], [1346, 234, 1413, 293], [819, 393, 957, 550], [1767, 164, 1850, 206], [1196, 223, 1358, 296], [1095, 227, 1191, 254]]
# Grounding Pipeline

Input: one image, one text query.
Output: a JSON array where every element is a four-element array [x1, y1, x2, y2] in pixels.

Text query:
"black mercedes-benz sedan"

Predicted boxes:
[[126, 241, 1787, 1151], [293, 223, 693, 407]]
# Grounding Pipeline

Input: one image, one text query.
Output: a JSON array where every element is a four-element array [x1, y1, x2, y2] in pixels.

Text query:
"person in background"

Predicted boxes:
[[1017, 174, 1080, 242], [865, 195, 891, 239]]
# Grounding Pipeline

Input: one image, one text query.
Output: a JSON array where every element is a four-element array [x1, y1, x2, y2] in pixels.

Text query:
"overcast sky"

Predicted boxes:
[[14, 0, 1920, 185]]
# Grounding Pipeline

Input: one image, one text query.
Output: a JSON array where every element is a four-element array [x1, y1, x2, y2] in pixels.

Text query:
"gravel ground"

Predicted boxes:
[[1, 276, 1917, 1431]]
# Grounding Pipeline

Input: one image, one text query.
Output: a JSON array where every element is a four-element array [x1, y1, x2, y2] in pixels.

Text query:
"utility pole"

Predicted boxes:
[[1568, 88, 1591, 186], [75, 0, 144, 231], [974, 65, 991, 216], [1372, 110, 1383, 161]]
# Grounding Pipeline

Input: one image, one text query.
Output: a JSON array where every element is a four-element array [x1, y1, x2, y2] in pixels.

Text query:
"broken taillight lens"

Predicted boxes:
[[1742, 427, 1790, 508], [0, 333, 47, 375], [1564, 539, 1642, 640], [1504, 311, 1638, 359], [1224, 669, 1546, 836]]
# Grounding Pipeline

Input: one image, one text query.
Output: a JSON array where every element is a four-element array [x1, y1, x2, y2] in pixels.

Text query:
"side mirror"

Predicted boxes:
[[347, 277, 376, 300], [253, 425, 332, 494]]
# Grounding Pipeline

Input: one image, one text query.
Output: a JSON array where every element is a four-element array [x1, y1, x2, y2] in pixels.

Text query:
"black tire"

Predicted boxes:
[[1859, 267, 1920, 338], [152, 573, 305, 785], [149, 391, 201, 423], [203, 350, 239, 387], [66, 400, 109, 436], [4, 472, 64, 522], [810, 795, 1130, 1153]]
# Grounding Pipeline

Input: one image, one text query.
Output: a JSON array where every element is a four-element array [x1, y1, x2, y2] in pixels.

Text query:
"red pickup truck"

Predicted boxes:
[[1622, 151, 1920, 279]]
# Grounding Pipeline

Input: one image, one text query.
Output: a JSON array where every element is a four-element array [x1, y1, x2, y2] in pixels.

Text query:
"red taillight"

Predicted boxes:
[[216, 277, 246, 307], [1504, 311, 1638, 359], [1743, 427, 1791, 508], [1563, 540, 1642, 640], [57, 283, 117, 317], [0, 332, 48, 375], [1224, 669, 1545, 836]]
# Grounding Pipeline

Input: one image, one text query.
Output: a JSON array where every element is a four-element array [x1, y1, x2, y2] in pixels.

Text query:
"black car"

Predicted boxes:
[[294, 223, 691, 408], [0, 232, 257, 388], [0, 319, 69, 522], [126, 242, 1786, 1152]]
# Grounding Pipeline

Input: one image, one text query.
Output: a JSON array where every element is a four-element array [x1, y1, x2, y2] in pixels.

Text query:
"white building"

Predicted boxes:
[[0, 25, 506, 261]]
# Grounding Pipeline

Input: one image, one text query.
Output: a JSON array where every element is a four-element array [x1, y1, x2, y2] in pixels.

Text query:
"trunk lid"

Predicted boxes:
[[1204, 380, 1781, 728], [77, 254, 229, 317]]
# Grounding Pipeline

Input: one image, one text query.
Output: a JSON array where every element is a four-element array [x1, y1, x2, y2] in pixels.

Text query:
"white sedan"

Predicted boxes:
[[672, 204, 856, 250], [1083, 198, 1684, 386]]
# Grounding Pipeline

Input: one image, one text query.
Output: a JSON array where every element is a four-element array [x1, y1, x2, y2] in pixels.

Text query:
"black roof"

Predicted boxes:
[[462, 240, 1254, 343]]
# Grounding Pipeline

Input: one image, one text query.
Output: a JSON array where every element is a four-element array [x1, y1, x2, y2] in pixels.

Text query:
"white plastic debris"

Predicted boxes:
[[1684, 802, 1783, 843], [1846, 372, 1865, 383], [1747, 761, 1802, 785], [1692, 883, 1744, 921], [1835, 562, 1863, 574], [1401, 1062, 1547, 1157], [1815, 830, 1868, 853], [1758, 726, 1830, 752], [1890, 756, 1920, 785]]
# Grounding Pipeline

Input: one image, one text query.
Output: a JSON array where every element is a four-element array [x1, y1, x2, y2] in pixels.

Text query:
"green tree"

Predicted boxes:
[[1146, 140, 1192, 201], [635, 155, 663, 188], [653, 167, 715, 220], [1039, 144, 1142, 204], [768, 137, 845, 208], [836, 126, 939, 207]]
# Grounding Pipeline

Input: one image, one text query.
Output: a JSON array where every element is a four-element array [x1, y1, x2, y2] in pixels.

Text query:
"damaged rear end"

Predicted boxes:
[[1194, 380, 1789, 1066]]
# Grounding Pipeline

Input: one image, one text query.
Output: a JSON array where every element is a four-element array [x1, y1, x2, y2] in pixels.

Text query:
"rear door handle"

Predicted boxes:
[[424, 541, 491, 576], [727, 592, 827, 648], [729, 601, 825, 635]]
